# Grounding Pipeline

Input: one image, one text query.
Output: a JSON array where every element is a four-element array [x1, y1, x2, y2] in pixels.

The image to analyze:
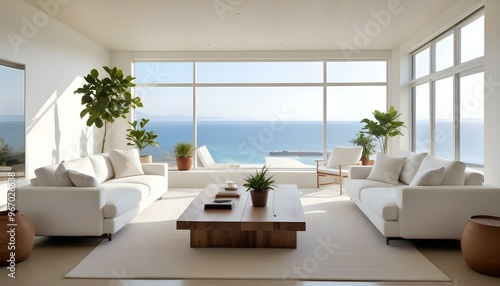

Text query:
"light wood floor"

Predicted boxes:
[[1, 188, 499, 286]]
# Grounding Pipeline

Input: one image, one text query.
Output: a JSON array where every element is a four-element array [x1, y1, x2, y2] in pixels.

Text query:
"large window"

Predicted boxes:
[[410, 9, 484, 166], [134, 61, 387, 168], [0, 59, 25, 181]]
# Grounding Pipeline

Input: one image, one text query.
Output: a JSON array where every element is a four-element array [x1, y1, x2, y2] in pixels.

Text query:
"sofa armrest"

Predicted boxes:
[[396, 185, 500, 239], [348, 166, 373, 179], [141, 163, 168, 177], [16, 185, 106, 236]]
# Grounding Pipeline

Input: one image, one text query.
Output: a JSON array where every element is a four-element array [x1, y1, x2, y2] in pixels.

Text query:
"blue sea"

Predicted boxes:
[[142, 120, 484, 166], [0, 121, 25, 152]]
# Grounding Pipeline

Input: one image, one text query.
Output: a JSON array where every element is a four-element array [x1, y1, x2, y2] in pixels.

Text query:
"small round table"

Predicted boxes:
[[461, 215, 500, 276]]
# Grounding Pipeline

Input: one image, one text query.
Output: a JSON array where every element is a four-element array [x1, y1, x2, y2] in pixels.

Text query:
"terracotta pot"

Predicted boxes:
[[461, 215, 500, 276], [250, 191, 269, 207], [140, 155, 152, 163], [361, 157, 370, 165], [0, 210, 35, 266], [176, 157, 193, 171]]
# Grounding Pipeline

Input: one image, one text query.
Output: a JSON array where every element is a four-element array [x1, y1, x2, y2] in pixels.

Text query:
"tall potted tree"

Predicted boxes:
[[126, 118, 159, 163], [360, 106, 406, 154], [75, 66, 142, 152]]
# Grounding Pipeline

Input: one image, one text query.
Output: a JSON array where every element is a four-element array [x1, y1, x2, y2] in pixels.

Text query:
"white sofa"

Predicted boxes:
[[345, 151, 500, 244], [17, 149, 168, 240]]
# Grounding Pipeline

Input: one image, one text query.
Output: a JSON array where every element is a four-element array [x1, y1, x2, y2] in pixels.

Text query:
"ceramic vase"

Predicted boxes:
[[461, 215, 500, 276], [0, 210, 35, 266]]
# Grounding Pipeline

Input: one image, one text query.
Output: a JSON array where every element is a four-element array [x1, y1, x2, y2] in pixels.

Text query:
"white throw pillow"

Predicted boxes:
[[67, 170, 101, 187], [108, 149, 144, 178], [416, 155, 466, 185], [34, 164, 59, 186], [410, 167, 445, 186], [399, 151, 428, 185], [367, 153, 406, 184], [54, 157, 96, 186], [89, 154, 115, 183]]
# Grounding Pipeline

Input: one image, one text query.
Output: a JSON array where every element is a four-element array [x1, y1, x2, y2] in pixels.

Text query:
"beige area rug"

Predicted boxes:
[[66, 188, 450, 282]]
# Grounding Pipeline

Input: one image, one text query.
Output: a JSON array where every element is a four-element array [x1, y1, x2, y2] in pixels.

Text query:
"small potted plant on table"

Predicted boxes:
[[243, 166, 276, 207], [350, 132, 377, 165], [173, 142, 195, 171], [126, 118, 159, 163]]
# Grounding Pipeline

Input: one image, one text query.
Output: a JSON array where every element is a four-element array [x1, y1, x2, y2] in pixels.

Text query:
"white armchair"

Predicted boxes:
[[316, 146, 362, 194]]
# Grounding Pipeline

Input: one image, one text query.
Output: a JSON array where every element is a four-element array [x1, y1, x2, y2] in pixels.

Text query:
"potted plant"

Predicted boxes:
[[243, 166, 276, 207], [350, 133, 377, 165], [75, 66, 142, 152], [173, 142, 195, 171], [0, 138, 12, 171], [126, 118, 159, 163], [360, 105, 406, 154]]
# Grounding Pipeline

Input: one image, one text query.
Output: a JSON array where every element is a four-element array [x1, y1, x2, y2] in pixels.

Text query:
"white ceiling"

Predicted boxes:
[[24, 0, 457, 51]]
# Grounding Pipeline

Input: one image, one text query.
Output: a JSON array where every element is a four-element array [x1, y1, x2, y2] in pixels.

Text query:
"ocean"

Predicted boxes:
[[141, 120, 484, 166]]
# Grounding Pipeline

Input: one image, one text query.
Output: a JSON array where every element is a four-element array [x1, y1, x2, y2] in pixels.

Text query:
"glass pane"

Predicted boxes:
[[434, 77, 454, 159], [327, 86, 386, 156], [196, 87, 322, 167], [460, 72, 484, 165], [460, 15, 484, 63], [135, 87, 193, 165], [197, 62, 323, 83], [134, 62, 193, 84], [435, 34, 454, 72], [0, 63, 25, 179], [413, 48, 430, 79], [414, 83, 430, 153], [327, 61, 387, 83]]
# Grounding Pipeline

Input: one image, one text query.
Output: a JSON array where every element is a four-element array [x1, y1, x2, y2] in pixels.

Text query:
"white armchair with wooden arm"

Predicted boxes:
[[316, 146, 363, 194]]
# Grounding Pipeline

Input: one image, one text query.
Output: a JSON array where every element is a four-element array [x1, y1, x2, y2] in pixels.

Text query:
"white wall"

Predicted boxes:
[[0, 0, 109, 206], [483, 0, 500, 186]]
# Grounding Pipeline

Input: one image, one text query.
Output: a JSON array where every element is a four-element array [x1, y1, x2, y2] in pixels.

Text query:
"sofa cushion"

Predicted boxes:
[[34, 164, 59, 186], [54, 157, 96, 186], [409, 167, 445, 186], [399, 151, 428, 185], [367, 153, 406, 184], [416, 155, 466, 185], [108, 149, 144, 178], [103, 187, 143, 218], [359, 187, 398, 221], [346, 178, 399, 200], [67, 170, 101, 187], [104, 175, 167, 196], [89, 154, 115, 183], [102, 182, 150, 201]]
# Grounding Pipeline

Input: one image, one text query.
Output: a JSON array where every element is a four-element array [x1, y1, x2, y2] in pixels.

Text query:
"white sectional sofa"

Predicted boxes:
[[17, 149, 168, 240], [345, 151, 500, 244]]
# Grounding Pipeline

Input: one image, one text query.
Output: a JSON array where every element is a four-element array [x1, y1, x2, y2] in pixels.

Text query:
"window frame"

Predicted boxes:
[[133, 59, 389, 168], [409, 8, 484, 166]]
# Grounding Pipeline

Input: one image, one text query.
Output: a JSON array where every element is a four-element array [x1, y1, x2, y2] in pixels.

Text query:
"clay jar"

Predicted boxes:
[[461, 215, 500, 276], [0, 210, 35, 266]]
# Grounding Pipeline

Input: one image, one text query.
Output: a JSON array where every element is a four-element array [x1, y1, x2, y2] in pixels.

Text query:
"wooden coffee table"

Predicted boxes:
[[176, 184, 306, 248]]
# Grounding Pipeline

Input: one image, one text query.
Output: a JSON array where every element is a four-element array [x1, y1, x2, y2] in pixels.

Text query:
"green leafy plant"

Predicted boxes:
[[243, 166, 276, 193], [360, 106, 406, 154], [126, 118, 159, 155], [74, 66, 142, 152], [173, 142, 195, 158], [350, 132, 377, 158], [0, 138, 12, 166]]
